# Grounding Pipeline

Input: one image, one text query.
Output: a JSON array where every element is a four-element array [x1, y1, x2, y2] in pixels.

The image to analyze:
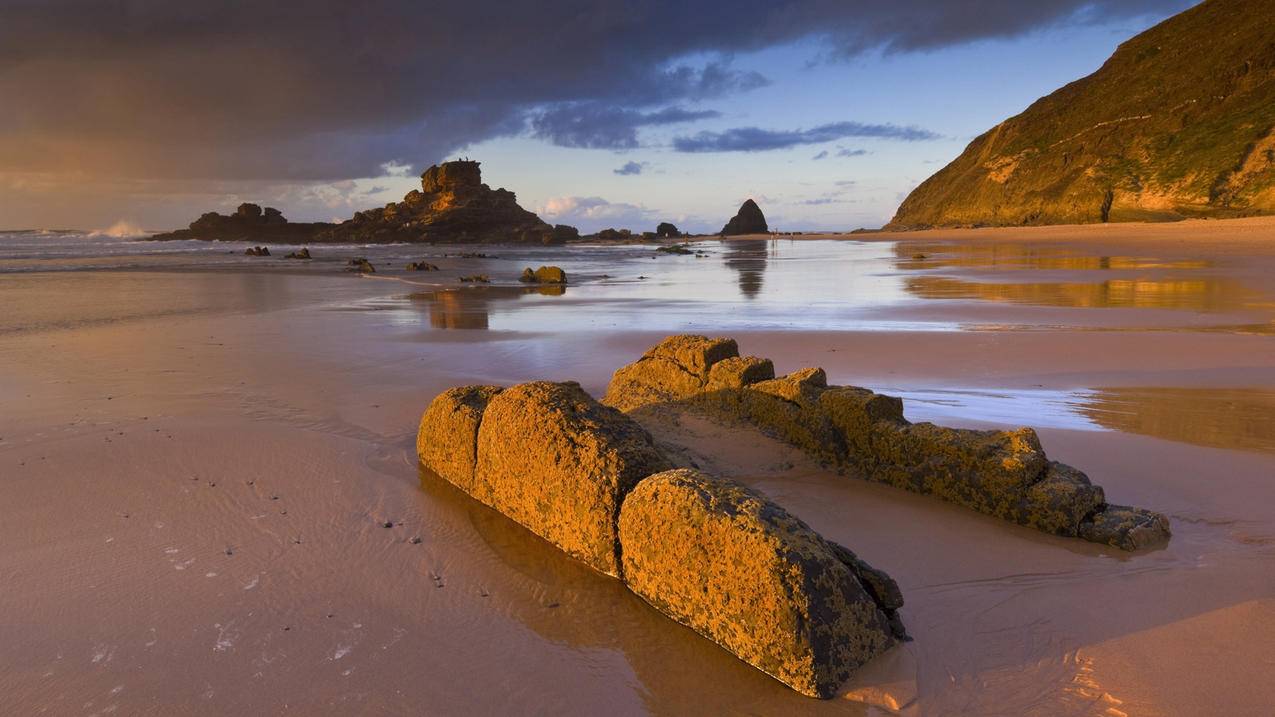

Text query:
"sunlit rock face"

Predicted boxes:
[[888, 0, 1275, 228], [605, 334, 1170, 550], [416, 374, 908, 699], [322, 160, 560, 244], [419, 380, 670, 576], [416, 385, 504, 493], [619, 468, 901, 699]]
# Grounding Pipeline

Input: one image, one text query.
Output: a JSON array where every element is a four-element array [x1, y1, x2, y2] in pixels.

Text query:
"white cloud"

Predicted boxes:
[[538, 196, 660, 233]]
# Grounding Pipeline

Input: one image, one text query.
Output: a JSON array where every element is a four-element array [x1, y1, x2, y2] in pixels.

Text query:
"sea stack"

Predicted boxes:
[[720, 199, 768, 235], [320, 160, 564, 244]]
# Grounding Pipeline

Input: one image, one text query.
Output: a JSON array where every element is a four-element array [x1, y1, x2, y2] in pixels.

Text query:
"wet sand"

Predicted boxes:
[[2, 218, 1275, 715]]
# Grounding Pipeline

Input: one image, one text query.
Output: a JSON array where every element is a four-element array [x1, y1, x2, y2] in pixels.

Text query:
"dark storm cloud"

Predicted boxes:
[[0, 0, 1190, 183], [531, 104, 721, 150], [614, 161, 647, 176], [672, 121, 939, 153]]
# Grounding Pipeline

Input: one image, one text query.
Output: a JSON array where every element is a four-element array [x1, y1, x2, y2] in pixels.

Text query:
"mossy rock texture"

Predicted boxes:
[[603, 334, 740, 410], [606, 334, 1170, 550], [417, 385, 504, 493], [473, 381, 672, 576], [1080, 504, 1174, 550], [619, 468, 899, 698]]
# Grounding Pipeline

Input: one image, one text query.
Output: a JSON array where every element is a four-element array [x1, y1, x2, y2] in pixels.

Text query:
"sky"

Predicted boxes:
[[0, 0, 1197, 233]]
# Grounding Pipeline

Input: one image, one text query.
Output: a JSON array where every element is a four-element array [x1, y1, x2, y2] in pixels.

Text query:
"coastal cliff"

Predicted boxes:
[[319, 160, 568, 244], [888, 0, 1275, 229]]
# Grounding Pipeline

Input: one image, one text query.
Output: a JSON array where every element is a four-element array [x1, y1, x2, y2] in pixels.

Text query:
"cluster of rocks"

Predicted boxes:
[[518, 266, 567, 284], [285, 248, 311, 260], [655, 244, 694, 255], [585, 223, 683, 242], [603, 336, 1171, 551], [148, 163, 780, 248], [458, 275, 490, 283], [720, 199, 769, 236], [406, 261, 438, 271], [244, 246, 271, 257], [319, 161, 574, 245], [151, 203, 332, 242], [418, 380, 905, 698]]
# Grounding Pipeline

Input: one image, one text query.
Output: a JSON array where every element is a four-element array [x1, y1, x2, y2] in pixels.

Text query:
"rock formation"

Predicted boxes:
[[656, 222, 681, 238], [417, 378, 904, 697], [284, 248, 311, 259], [150, 203, 332, 242], [519, 266, 567, 284], [888, 0, 1275, 228], [321, 160, 561, 244], [421, 381, 670, 575], [603, 335, 1171, 550], [620, 468, 902, 698], [345, 257, 375, 273], [720, 199, 768, 235], [244, 246, 271, 257]]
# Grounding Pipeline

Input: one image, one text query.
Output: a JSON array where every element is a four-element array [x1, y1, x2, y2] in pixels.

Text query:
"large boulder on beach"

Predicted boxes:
[[519, 265, 567, 284], [603, 335, 740, 411], [720, 199, 768, 236], [473, 381, 672, 576], [417, 385, 504, 493], [656, 222, 680, 238], [619, 468, 900, 698]]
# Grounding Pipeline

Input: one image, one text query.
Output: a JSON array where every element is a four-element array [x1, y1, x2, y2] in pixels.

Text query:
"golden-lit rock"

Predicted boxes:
[[602, 334, 739, 410], [474, 381, 671, 576], [417, 385, 504, 493], [608, 335, 1170, 549], [519, 265, 567, 284], [619, 468, 900, 698], [704, 355, 775, 390]]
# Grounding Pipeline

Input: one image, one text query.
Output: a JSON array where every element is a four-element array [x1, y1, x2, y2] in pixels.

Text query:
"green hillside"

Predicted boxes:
[[888, 0, 1275, 229]]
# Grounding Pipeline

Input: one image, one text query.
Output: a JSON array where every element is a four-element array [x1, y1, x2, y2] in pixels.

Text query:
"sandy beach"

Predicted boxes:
[[3, 218, 1275, 715]]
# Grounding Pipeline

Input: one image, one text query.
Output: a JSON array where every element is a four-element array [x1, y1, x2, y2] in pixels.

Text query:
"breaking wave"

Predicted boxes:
[[90, 220, 149, 239]]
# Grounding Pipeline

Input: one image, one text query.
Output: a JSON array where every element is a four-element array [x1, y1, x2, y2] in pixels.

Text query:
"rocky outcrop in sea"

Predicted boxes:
[[720, 199, 768, 235], [320, 160, 569, 245]]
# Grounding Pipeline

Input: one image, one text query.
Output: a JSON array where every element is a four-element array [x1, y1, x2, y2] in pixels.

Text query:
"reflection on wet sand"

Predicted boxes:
[[906, 275, 1253, 311], [410, 285, 566, 330], [723, 239, 769, 299], [1077, 387, 1275, 454], [896, 242, 1213, 271]]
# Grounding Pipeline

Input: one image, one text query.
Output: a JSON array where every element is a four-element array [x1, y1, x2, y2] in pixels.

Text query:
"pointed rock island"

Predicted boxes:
[[720, 198, 769, 235]]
